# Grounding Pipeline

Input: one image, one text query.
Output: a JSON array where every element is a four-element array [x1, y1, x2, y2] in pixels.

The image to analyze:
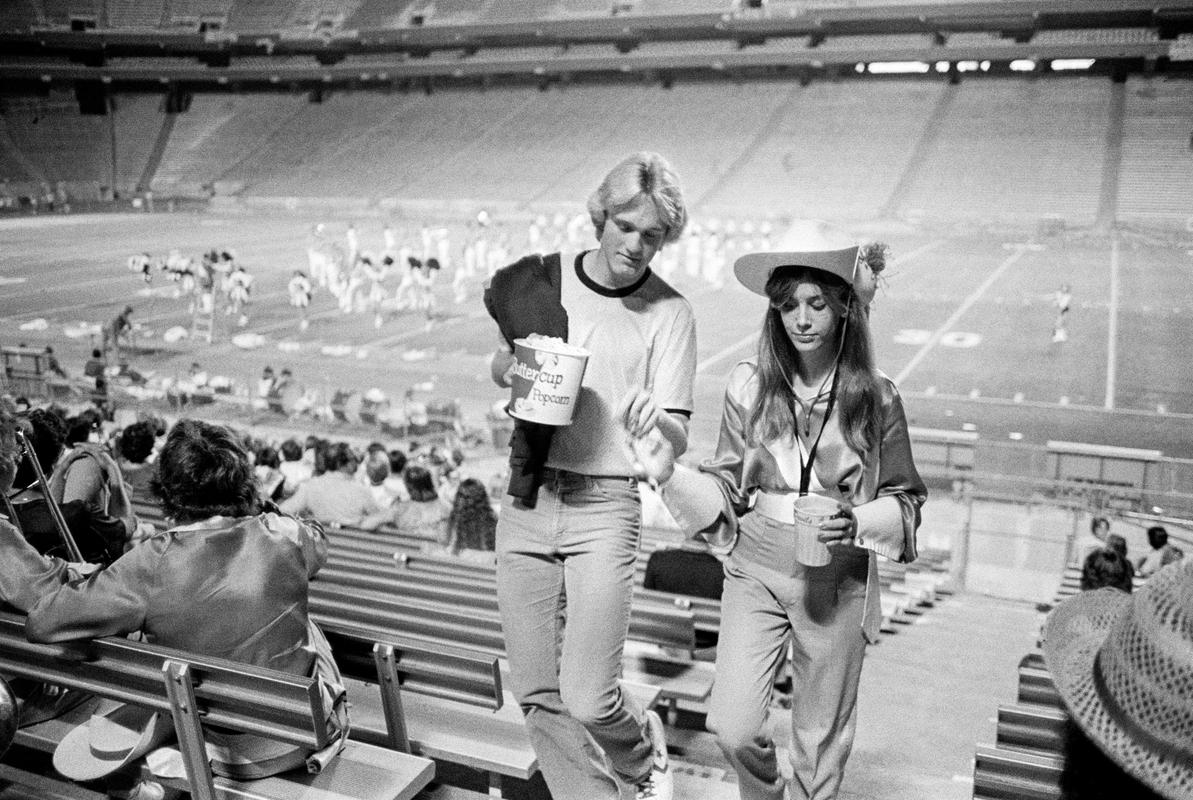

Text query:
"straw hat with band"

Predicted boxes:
[[1042, 558, 1193, 800]]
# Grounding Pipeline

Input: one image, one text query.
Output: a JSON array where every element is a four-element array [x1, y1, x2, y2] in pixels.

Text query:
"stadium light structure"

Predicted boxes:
[[1010, 59, 1036, 72], [866, 61, 930, 74], [1051, 58, 1095, 71]]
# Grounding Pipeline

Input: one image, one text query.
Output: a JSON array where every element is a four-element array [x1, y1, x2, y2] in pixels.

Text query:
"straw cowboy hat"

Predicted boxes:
[[53, 700, 173, 781], [1042, 558, 1193, 800], [733, 219, 883, 306]]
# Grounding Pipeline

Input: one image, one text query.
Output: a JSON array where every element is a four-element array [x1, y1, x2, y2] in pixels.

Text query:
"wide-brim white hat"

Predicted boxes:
[[53, 700, 173, 781], [733, 219, 860, 297]]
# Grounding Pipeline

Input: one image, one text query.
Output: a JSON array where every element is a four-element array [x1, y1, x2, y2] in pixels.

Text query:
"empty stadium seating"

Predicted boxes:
[[902, 77, 1110, 224], [1117, 76, 1193, 225], [701, 79, 944, 218], [1, 72, 1189, 231]]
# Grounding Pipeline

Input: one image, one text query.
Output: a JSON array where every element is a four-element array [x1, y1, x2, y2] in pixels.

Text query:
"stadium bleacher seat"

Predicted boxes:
[[0, 611, 434, 800]]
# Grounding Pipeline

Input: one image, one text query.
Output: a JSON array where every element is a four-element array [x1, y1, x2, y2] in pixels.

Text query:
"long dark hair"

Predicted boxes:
[[748, 266, 881, 455], [448, 478, 497, 553]]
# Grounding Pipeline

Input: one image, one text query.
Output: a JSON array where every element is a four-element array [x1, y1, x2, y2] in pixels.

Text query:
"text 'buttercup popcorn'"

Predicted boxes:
[[509, 335, 591, 426]]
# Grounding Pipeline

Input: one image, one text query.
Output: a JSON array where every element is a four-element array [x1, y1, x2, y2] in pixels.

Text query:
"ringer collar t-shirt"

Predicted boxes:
[[547, 250, 697, 477]]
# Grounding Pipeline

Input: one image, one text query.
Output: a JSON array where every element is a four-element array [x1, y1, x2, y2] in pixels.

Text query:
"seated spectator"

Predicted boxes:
[[116, 421, 156, 501], [280, 441, 386, 530], [444, 478, 496, 563], [0, 418, 346, 787], [1080, 546, 1133, 593], [391, 465, 450, 550], [383, 448, 409, 502], [82, 349, 105, 384], [9, 409, 128, 566], [49, 412, 136, 543], [354, 441, 388, 484], [1043, 559, 1191, 800], [1076, 516, 1111, 561], [277, 438, 311, 497], [308, 437, 330, 477], [362, 451, 398, 508], [1105, 532, 1135, 584], [1136, 525, 1185, 577], [254, 446, 285, 502]]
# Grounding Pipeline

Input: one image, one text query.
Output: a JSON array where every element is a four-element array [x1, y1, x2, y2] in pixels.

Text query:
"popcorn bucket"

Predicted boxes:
[[792, 494, 840, 567], [509, 337, 591, 426]]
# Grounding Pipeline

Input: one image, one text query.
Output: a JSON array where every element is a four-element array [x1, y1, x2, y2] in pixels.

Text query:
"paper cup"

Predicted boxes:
[[792, 494, 840, 567], [508, 337, 590, 426]]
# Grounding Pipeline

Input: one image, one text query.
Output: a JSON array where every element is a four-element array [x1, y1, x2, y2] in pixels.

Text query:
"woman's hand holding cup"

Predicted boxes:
[[816, 506, 857, 546]]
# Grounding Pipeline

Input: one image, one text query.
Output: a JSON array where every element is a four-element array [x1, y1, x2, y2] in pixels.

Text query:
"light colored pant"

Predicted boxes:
[[497, 469, 652, 800], [708, 513, 869, 800]]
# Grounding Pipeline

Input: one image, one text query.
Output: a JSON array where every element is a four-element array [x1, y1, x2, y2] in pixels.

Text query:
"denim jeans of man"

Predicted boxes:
[[497, 469, 652, 800], [708, 512, 869, 800]]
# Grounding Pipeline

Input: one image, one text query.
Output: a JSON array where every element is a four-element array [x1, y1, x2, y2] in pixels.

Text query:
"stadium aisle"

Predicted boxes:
[[840, 592, 1041, 800]]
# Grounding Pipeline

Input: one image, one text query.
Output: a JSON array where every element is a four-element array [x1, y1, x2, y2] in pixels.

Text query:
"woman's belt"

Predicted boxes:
[[752, 490, 797, 524]]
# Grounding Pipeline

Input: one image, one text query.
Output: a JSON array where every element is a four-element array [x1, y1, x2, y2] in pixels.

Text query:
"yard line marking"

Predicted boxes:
[[893, 245, 1028, 387], [889, 238, 948, 274], [698, 333, 758, 374], [1105, 234, 1120, 411]]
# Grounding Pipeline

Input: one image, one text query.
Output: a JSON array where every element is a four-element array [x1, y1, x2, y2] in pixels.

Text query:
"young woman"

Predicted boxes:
[[630, 221, 927, 800]]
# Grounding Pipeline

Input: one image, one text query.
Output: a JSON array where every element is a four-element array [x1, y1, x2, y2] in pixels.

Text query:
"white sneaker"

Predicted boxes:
[[635, 710, 673, 800]]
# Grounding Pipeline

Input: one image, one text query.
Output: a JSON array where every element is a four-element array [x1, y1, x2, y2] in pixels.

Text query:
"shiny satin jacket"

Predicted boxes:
[[0, 512, 327, 676], [669, 359, 927, 642]]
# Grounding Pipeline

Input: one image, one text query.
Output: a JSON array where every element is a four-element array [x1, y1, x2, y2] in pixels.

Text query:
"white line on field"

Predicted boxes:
[[698, 333, 758, 374], [893, 245, 1028, 387]]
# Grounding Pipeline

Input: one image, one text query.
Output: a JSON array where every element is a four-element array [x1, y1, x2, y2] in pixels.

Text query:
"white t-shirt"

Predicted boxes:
[[547, 250, 696, 477]]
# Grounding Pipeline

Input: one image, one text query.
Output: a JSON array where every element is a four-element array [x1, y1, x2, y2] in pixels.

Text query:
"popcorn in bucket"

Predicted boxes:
[[509, 335, 590, 426]]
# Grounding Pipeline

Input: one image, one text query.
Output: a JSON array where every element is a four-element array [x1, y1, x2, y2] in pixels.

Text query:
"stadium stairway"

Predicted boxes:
[[1095, 79, 1126, 229], [138, 109, 178, 194], [691, 81, 803, 212], [880, 81, 957, 219]]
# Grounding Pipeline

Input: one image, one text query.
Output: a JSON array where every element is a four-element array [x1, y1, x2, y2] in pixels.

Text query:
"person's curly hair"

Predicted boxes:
[[403, 465, 438, 503], [118, 421, 156, 465], [448, 478, 497, 554], [152, 419, 260, 523], [1080, 546, 1133, 593], [15, 408, 67, 488]]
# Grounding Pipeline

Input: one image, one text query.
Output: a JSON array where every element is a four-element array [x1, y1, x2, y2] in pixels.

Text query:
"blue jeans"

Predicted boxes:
[[708, 513, 869, 800], [497, 469, 652, 800]]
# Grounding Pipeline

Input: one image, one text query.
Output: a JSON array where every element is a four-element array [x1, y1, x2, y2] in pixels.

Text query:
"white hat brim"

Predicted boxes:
[[733, 247, 859, 297], [53, 701, 173, 781]]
